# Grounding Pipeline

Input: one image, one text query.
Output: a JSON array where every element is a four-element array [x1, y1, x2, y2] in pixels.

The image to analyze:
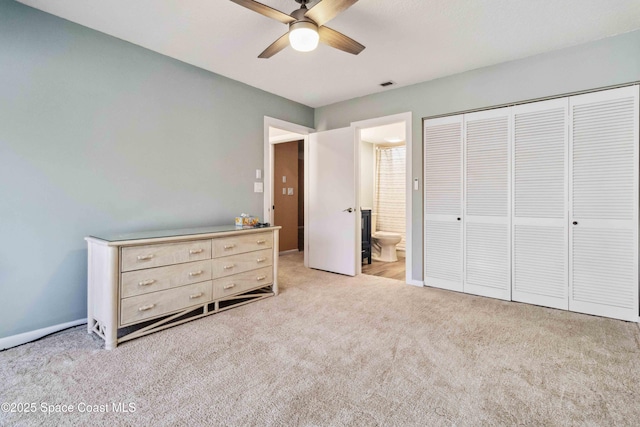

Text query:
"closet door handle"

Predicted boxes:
[[457, 218, 461, 221], [343, 208, 354, 213], [573, 221, 578, 225]]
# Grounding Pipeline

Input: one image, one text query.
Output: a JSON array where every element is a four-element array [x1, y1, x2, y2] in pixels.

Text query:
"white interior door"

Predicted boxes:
[[569, 86, 639, 321], [424, 115, 463, 292], [308, 127, 357, 276], [512, 98, 569, 310], [464, 107, 512, 300]]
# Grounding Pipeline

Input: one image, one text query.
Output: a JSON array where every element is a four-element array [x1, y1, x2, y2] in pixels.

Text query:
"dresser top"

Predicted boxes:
[[86, 225, 280, 246]]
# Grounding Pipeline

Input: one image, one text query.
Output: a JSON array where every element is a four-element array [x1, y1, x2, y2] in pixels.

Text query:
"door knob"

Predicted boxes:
[[343, 208, 354, 213]]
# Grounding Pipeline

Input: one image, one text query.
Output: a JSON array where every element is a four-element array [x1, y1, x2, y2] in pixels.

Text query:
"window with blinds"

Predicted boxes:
[[374, 145, 406, 250]]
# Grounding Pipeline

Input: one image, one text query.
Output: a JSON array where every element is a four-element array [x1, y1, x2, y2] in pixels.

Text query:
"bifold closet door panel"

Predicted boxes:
[[512, 99, 568, 310], [424, 115, 463, 292], [569, 86, 639, 322], [464, 108, 511, 300]]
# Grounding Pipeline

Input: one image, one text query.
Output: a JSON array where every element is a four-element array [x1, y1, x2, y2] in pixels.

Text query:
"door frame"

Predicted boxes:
[[351, 112, 416, 285], [264, 117, 315, 267], [265, 113, 415, 283]]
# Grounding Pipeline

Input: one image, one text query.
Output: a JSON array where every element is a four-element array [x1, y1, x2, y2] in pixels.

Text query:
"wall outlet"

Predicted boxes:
[[287, 187, 294, 195]]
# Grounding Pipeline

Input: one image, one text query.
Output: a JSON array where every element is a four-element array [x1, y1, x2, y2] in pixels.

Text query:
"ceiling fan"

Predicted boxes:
[[230, 0, 365, 58]]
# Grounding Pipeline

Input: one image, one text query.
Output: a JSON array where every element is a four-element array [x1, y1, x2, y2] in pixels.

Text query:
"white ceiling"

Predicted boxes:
[[17, 0, 640, 108]]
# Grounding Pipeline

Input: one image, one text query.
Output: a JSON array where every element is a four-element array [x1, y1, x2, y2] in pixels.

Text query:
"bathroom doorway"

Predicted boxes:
[[359, 122, 407, 281]]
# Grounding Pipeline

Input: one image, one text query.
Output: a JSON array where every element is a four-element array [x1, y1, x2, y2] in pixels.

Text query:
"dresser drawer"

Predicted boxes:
[[120, 281, 212, 326], [121, 260, 212, 298], [212, 249, 272, 278], [212, 267, 273, 299], [212, 232, 272, 257], [121, 240, 211, 272]]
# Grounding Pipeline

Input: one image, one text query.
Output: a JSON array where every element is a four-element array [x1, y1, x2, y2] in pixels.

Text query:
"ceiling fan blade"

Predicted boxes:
[[318, 26, 365, 55], [230, 0, 295, 24], [304, 0, 359, 27], [258, 32, 290, 58]]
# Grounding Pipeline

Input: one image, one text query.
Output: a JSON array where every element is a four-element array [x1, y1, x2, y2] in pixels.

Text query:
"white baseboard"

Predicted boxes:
[[407, 279, 424, 287], [0, 318, 87, 351]]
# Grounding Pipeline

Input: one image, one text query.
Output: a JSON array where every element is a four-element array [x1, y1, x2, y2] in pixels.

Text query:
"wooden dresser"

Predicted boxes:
[[86, 225, 280, 349]]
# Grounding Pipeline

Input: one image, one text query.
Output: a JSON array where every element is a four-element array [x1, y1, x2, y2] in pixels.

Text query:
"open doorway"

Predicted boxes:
[[267, 125, 307, 256], [264, 113, 417, 284], [273, 138, 304, 253], [264, 117, 314, 266], [359, 122, 407, 281]]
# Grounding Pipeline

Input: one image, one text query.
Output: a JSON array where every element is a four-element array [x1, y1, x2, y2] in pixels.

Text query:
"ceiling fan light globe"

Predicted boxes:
[[289, 22, 319, 52]]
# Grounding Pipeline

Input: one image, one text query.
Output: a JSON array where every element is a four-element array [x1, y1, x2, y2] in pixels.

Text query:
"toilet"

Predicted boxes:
[[371, 213, 402, 262]]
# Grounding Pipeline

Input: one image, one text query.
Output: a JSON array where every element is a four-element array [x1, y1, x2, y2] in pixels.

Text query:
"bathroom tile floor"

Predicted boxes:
[[362, 254, 405, 281]]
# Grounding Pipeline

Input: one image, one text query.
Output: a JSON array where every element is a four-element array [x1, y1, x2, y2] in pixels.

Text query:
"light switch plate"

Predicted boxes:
[[282, 188, 286, 195], [287, 188, 294, 195], [256, 169, 262, 180], [282, 176, 286, 183], [254, 182, 264, 193]]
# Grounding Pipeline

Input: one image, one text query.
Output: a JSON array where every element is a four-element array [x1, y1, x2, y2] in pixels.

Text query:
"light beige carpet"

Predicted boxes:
[[1, 252, 640, 426]]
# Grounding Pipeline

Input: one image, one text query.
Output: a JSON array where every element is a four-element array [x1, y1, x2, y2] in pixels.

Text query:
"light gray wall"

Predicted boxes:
[[315, 30, 640, 281], [359, 140, 374, 210], [0, 0, 313, 338]]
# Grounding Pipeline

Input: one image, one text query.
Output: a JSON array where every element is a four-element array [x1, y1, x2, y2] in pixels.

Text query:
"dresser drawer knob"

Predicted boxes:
[[189, 248, 204, 254], [256, 257, 267, 263], [256, 275, 267, 281], [223, 244, 236, 250], [188, 270, 204, 277], [138, 304, 155, 312], [137, 254, 154, 261], [138, 279, 156, 287], [256, 239, 266, 244], [223, 283, 236, 290], [189, 292, 204, 299], [223, 264, 235, 270]]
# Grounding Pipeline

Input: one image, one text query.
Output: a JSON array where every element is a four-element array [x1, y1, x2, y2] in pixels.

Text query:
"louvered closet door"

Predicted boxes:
[[569, 86, 639, 321], [464, 108, 511, 300], [512, 99, 569, 310], [424, 115, 463, 292]]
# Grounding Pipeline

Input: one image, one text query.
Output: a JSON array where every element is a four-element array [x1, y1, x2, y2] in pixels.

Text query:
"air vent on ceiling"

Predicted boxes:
[[380, 81, 395, 87]]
